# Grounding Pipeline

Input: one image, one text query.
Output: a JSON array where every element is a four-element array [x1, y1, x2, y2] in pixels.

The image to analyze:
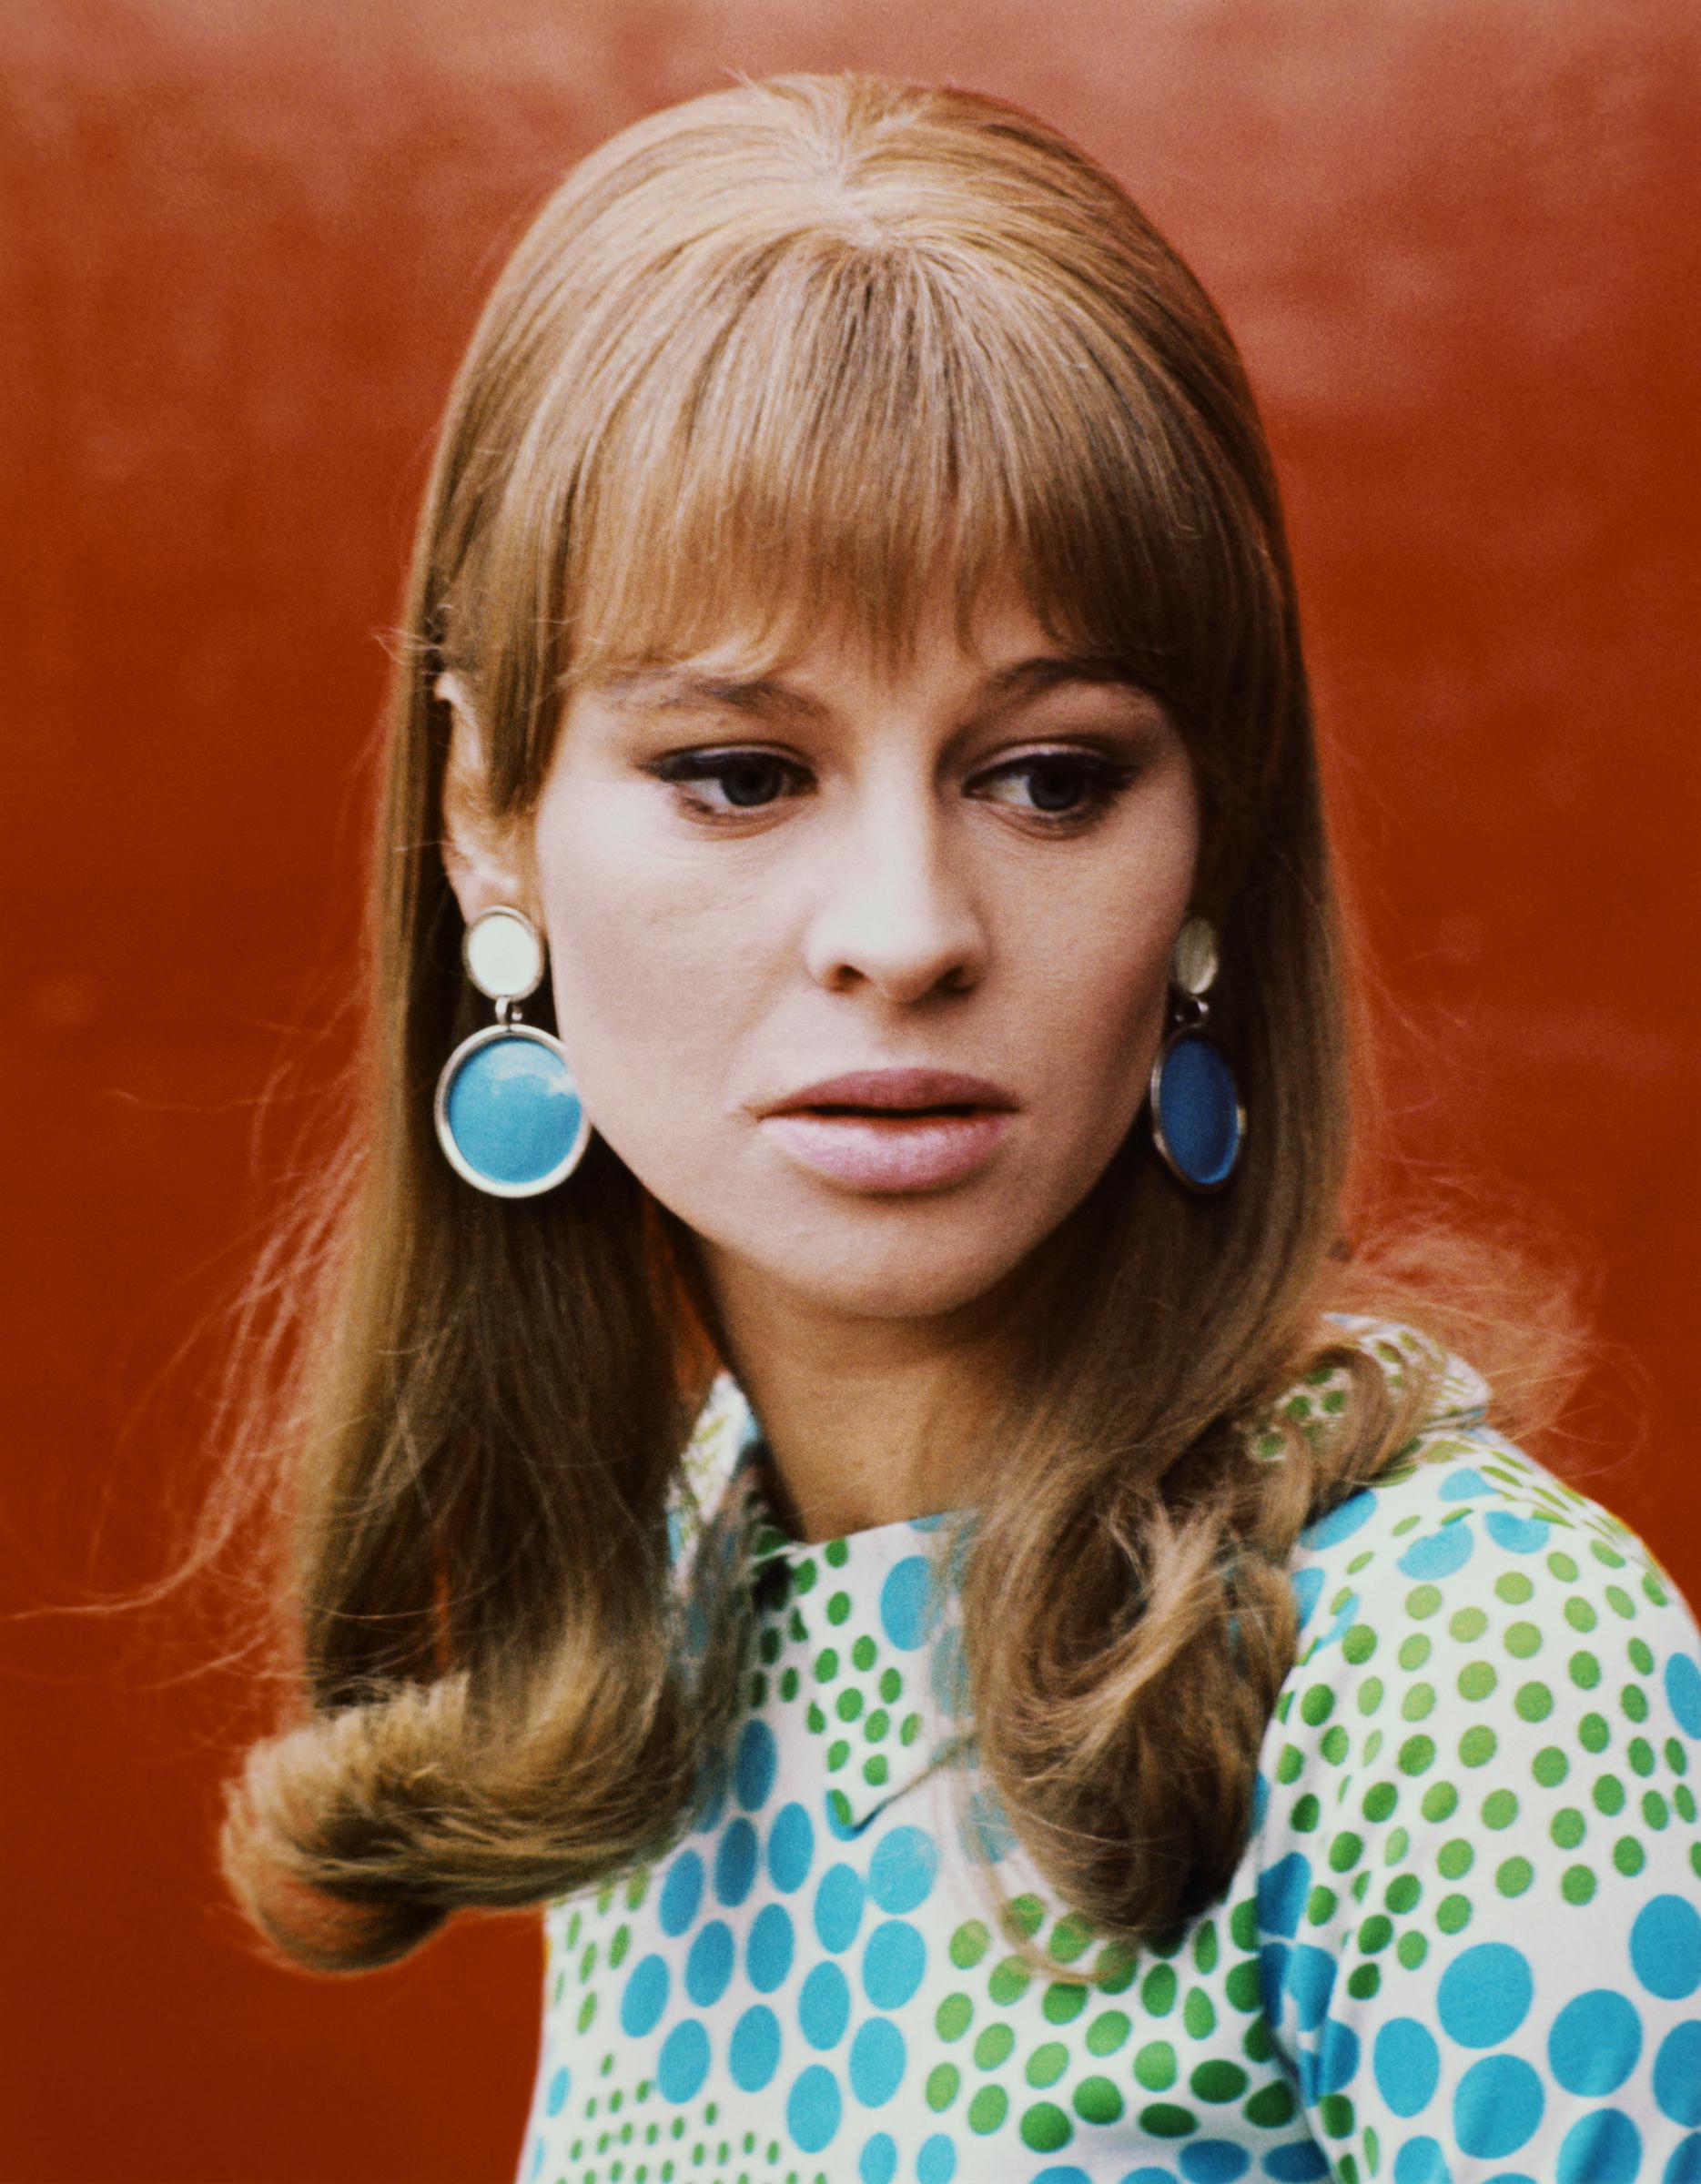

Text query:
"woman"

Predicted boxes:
[[220, 73, 1701, 2184]]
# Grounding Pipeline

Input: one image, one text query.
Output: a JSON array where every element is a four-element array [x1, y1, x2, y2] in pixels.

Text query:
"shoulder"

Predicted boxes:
[[1242, 1376, 1701, 2173]]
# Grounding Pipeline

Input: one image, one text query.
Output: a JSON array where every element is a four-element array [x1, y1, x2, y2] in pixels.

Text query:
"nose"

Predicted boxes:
[[802, 776, 988, 1004]]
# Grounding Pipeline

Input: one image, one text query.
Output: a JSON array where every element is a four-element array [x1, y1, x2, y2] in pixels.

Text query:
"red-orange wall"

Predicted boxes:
[[4, 5, 1696, 2179]]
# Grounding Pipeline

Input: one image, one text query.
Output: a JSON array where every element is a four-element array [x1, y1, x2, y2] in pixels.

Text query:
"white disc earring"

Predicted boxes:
[[433, 907, 591, 1197]]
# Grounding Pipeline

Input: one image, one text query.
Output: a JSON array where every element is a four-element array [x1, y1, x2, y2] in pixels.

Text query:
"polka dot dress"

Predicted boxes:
[[515, 1319, 1701, 2183]]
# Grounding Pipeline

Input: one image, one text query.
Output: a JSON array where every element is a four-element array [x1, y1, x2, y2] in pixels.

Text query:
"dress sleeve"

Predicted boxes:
[[1250, 1448, 1701, 2182]]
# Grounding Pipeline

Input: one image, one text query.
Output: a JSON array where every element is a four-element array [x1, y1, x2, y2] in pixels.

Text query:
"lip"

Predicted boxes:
[[755, 1069, 1018, 1193], [759, 1068, 1018, 1116]]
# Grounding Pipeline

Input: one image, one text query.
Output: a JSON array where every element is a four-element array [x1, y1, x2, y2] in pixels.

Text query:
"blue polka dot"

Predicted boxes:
[[1392, 2141, 1451, 2184], [1557, 2109, 1642, 2184], [961, 1785, 1015, 1864], [863, 1919, 927, 2009], [1547, 1988, 1643, 2094], [527, 2131, 545, 2179], [684, 1917, 734, 2007], [1301, 1489, 1376, 1548], [1398, 1523, 1475, 1580], [869, 1826, 939, 1914], [1374, 2017, 1441, 2116], [917, 2135, 957, 2184], [787, 2064, 842, 2153], [729, 2004, 781, 2092], [1285, 1943, 1338, 2032], [1258, 1851, 1312, 1938], [543, 2065, 570, 2117], [1317, 1592, 1362, 1649], [768, 1801, 815, 1893], [734, 1719, 778, 1810], [1440, 1468, 1491, 1502], [1485, 1509, 1551, 1554], [815, 1863, 865, 1953], [1633, 1896, 1701, 1999], [1034, 2172, 1092, 2184], [714, 1817, 758, 1906], [1453, 2056, 1544, 2159], [859, 2133, 897, 2184], [1291, 1565, 1325, 1630], [879, 1556, 937, 1650], [1180, 2145, 1250, 2181], [848, 2016, 906, 2106], [825, 1787, 860, 1841], [1655, 2024, 1701, 2126], [1250, 1772, 1271, 1829], [1665, 2137, 1701, 2183], [658, 1850, 703, 1936], [657, 2018, 711, 2104], [798, 1961, 851, 2048], [1667, 1654, 1701, 1737], [1298, 2019, 1360, 2099], [748, 1903, 795, 1994], [1437, 1943, 1534, 2047], [1262, 2146, 1330, 2182], [620, 1954, 670, 2037], [1257, 1942, 1290, 2024], [692, 1754, 727, 1833]]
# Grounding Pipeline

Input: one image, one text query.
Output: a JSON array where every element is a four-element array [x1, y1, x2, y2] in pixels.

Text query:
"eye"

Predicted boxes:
[[651, 749, 810, 817], [968, 749, 1131, 824]]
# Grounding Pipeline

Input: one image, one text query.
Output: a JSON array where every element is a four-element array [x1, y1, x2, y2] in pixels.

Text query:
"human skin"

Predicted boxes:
[[440, 571, 1200, 1538]]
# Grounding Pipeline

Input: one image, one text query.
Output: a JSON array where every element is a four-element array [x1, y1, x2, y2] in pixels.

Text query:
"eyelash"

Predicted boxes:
[[649, 747, 1137, 831]]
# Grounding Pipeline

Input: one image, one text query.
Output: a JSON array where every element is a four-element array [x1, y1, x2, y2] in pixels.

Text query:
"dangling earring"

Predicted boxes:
[[1148, 914, 1245, 1193], [434, 906, 591, 1197]]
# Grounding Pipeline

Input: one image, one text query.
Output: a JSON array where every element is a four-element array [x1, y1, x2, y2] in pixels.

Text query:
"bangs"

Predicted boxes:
[[543, 240, 1278, 738]]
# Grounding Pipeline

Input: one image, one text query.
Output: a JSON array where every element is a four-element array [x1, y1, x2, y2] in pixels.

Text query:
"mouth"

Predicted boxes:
[[758, 1103, 1015, 1191]]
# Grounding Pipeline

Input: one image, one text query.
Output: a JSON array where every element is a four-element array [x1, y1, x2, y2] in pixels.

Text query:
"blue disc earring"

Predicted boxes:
[[1148, 915, 1245, 1193], [433, 906, 591, 1197]]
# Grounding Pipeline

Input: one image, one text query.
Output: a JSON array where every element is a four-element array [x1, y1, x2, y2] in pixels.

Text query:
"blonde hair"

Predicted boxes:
[[214, 71, 1578, 1975]]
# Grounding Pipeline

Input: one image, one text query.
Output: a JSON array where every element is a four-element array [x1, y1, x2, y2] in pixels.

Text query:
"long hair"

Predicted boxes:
[[217, 71, 1575, 1974]]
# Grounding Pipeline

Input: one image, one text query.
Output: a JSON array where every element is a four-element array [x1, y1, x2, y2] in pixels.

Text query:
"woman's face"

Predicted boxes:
[[522, 571, 1200, 1328]]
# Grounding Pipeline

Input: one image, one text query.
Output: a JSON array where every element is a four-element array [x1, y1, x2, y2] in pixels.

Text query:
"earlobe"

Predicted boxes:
[[433, 671, 536, 924]]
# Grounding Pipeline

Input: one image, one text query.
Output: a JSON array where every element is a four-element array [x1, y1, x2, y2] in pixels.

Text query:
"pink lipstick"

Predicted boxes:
[[757, 1069, 1017, 1192]]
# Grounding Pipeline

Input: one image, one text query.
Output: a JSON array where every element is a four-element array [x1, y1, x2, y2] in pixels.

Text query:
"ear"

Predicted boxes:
[[434, 671, 537, 925]]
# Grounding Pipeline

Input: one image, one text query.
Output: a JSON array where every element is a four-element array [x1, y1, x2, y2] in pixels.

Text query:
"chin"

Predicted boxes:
[[769, 1226, 1039, 1324]]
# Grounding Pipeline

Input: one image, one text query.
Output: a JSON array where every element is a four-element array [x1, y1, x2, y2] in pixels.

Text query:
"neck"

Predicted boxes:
[[696, 1253, 1018, 1544]]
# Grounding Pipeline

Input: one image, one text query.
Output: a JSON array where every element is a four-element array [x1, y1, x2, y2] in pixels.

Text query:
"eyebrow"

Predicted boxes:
[[595, 652, 1150, 722]]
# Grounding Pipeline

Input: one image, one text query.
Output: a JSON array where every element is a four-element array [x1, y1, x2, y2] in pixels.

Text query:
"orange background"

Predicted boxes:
[[3, 5, 1696, 2179]]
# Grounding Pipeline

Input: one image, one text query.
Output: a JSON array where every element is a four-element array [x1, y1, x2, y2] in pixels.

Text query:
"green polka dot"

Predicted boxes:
[[1514, 1682, 1554, 1724], [1190, 2060, 1248, 2102], [1135, 2041, 1178, 2091], [1594, 1774, 1625, 1816], [1137, 2103, 1198, 2138], [1398, 1735, 1436, 1776], [1042, 1983, 1087, 2026], [1496, 1572, 1534, 1605], [825, 1591, 851, 1625], [1436, 1894, 1472, 1934], [1449, 1607, 1488, 1643], [1504, 1621, 1542, 1658], [1629, 1636, 1655, 1674], [1421, 1779, 1458, 1822], [1343, 1623, 1377, 1664], [1437, 1838, 1473, 1879], [1580, 1713, 1611, 1754], [1385, 1875, 1422, 1914], [1615, 1835, 1645, 1876], [1458, 1661, 1497, 1702], [1396, 1931, 1428, 1970], [949, 1921, 989, 1970], [1548, 1550, 1579, 1582], [1561, 1863, 1597, 1905], [1399, 1635, 1432, 1670], [937, 1994, 973, 2040], [1026, 2043, 1068, 2088], [1073, 2077, 1124, 2125], [1459, 1725, 1497, 1768], [1551, 1806, 1586, 1849], [1531, 1745, 1568, 1786], [1481, 1789, 1519, 1829], [814, 1649, 838, 1683], [926, 2064, 959, 2111], [1141, 1965, 1177, 2016], [1628, 1736, 1656, 1777], [1086, 2009, 1130, 2056], [967, 2086, 1007, 2133], [1019, 2102, 1071, 2152], [974, 2024, 1015, 2069], [1495, 1856, 1534, 1896], [987, 1959, 1030, 2007], [1565, 1598, 1598, 1634], [1245, 2079, 1296, 2127], [1291, 1793, 1321, 1832], [1644, 1790, 1671, 1829], [1403, 1684, 1436, 1722], [1362, 1782, 1398, 1823], [1406, 1584, 1443, 1620]]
